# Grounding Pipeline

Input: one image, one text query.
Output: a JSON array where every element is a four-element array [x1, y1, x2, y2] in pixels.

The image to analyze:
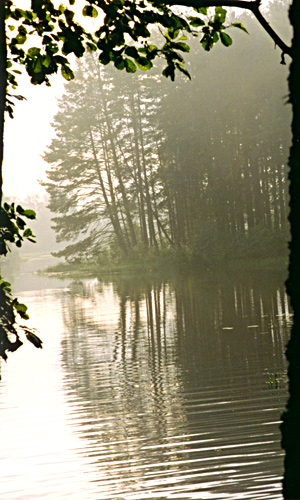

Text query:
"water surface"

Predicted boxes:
[[0, 271, 290, 499]]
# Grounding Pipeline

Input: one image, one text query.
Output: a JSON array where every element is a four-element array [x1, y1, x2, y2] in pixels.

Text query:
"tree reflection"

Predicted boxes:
[[59, 272, 291, 499]]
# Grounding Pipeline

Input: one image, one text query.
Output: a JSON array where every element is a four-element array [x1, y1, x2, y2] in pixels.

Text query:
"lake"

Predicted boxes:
[[0, 269, 291, 500]]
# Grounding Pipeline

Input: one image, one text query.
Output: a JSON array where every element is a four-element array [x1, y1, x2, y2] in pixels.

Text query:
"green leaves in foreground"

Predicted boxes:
[[0, 202, 36, 256], [0, 279, 43, 362], [198, 7, 248, 52], [5, 1, 250, 95], [0, 201, 42, 363], [0, 200, 41, 362]]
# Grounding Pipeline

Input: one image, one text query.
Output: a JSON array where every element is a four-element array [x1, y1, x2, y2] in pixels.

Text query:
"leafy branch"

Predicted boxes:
[[0, 203, 42, 363], [0, 279, 42, 363]]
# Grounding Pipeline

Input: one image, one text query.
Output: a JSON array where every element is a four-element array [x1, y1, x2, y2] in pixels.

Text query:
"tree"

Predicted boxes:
[[157, 12, 290, 261], [42, 56, 168, 260], [280, 3, 300, 498]]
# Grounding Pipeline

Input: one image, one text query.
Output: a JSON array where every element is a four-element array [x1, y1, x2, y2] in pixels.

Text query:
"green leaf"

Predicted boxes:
[[42, 55, 52, 68], [200, 33, 214, 51], [0, 280, 12, 291], [82, 5, 98, 18], [175, 63, 191, 80], [195, 7, 208, 15], [86, 42, 97, 52], [16, 217, 26, 230], [147, 44, 158, 53], [20, 209, 36, 219], [61, 65, 75, 81], [28, 47, 40, 57], [125, 46, 139, 59], [213, 31, 219, 43], [162, 63, 175, 81], [231, 22, 249, 34], [220, 31, 233, 47], [189, 17, 205, 28], [214, 6, 227, 24], [15, 302, 28, 314], [124, 58, 137, 73], [173, 42, 190, 53], [168, 28, 180, 40], [15, 33, 27, 45], [135, 57, 153, 71], [33, 57, 43, 73], [64, 9, 75, 23], [25, 331, 43, 348], [23, 228, 35, 238], [98, 52, 111, 65], [114, 58, 125, 70]]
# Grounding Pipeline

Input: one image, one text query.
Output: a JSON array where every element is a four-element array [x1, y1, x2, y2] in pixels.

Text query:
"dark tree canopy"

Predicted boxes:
[[4, 0, 291, 90]]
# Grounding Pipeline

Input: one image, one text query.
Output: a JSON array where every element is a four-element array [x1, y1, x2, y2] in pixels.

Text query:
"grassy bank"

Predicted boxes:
[[41, 249, 288, 279]]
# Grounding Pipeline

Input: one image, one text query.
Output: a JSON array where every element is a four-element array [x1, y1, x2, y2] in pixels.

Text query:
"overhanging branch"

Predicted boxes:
[[151, 0, 292, 59]]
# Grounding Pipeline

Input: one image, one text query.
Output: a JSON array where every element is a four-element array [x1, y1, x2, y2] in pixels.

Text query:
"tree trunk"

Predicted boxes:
[[0, 2, 7, 207], [98, 73, 137, 248], [135, 89, 158, 249], [89, 128, 128, 254], [281, 2, 300, 498]]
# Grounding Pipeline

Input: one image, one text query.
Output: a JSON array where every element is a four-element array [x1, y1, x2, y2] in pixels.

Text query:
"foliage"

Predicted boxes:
[[5, 0, 251, 103], [0, 203, 43, 362], [0, 277, 42, 363], [0, 202, 36, 256]]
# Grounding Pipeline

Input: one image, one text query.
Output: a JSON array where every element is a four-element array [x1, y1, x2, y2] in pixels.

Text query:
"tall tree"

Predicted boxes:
[[43, 57, 166, 259], [280, 2, 300, 497]]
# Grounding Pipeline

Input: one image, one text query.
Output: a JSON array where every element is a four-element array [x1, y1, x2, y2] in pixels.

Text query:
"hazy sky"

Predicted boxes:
[[3, 75, 64, 201], [3, 2, 97, 202]]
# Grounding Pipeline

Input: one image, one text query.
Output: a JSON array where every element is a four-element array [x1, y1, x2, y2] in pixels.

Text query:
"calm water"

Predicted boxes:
[[0, 270, 291, 500]]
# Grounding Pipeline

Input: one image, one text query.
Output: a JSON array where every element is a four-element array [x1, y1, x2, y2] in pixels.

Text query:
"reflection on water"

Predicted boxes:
[[0, 271, 290, 499]]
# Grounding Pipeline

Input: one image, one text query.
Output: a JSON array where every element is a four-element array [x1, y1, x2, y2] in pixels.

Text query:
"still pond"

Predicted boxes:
[[0, 269, 291, 499]]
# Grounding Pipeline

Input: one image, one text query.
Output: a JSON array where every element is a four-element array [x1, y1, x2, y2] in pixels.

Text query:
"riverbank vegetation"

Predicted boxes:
[[42, 5, 290, 276]]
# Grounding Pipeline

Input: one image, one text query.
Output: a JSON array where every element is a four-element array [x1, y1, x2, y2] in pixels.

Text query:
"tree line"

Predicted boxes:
[[43, 7, 290, 267]]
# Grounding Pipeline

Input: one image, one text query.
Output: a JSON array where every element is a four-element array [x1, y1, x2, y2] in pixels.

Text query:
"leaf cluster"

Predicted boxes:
[[0, 202, 36, 256], [0, 278, 43, 361], [4, 0, 249, 98]]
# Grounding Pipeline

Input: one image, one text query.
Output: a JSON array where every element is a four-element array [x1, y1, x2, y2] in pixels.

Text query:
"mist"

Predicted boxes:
[[38, 3, 291, 275]]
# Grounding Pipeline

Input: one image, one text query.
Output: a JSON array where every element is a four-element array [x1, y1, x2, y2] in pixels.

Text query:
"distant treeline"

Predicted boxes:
[[43, 4, 291, 268]]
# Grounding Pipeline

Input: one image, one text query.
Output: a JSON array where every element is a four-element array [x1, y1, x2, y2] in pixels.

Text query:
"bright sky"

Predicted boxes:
[[3, 75, 64, 201], [3, 2, 98, 202]]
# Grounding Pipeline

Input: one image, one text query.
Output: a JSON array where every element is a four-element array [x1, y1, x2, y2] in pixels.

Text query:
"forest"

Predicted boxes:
[[43, 4, 291, 273]]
